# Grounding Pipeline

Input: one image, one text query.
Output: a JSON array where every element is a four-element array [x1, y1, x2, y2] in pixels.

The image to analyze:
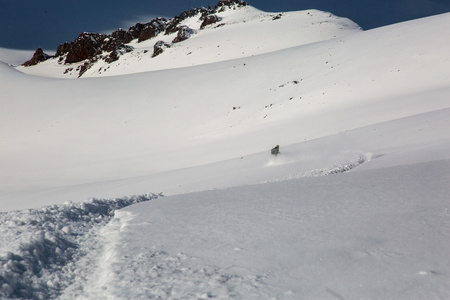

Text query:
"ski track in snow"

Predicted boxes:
[[0, 194, 160, 300], [1, 3, 449, 299], [68, 210, 271, 299], [263, 152, 373, 183], [0, 154, 370, 299], [0, 193, 271, 300]]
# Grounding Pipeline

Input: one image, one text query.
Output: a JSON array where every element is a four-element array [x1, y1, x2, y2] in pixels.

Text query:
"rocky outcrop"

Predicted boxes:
[[215, 0, 248, 10], [54, 32, 134, 66], [112, 18, 167, 44], [22, 0, 249, 76], [22, 48, 51, 66], [64, 33, 106, 64], [165, 7, 211, 35], [138, 18, 167, 42], [200, 14, 221, 29], [164, 1, 246, 34], [105, 45, 134, 63], [110, 29, 131, 44], [172, 26, 194, 43], [152, 41, 171, 57], [55, 42, 71, 58]]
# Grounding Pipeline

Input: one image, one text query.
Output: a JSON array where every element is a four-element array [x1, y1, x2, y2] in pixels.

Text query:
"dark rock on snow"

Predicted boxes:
[[110, 28, 132, 44], [165, 7, 210, 35], [172, 26, 194, 43], [64, 33, 106, 64], [138, 20, 165, 43], [22, 0, 248, 76], [152, 41, 171, 57], [200, 14, 221, 29], [22, 48, 51, 66], [105, 45, 134, 63], [215, 0, 248, 10], [114, 17, 167, 44]]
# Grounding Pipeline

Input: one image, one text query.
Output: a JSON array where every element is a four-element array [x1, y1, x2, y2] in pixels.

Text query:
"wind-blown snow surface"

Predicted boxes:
[[1, 5, 450, 299]]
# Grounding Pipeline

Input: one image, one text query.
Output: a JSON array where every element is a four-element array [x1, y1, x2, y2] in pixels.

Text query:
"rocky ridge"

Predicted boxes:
[[22, 48, 51, 67], [22, 0, 247, 77]]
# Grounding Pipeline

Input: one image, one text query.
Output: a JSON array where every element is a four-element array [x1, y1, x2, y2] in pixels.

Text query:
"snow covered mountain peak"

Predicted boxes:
[[17, 1, 360, 78]]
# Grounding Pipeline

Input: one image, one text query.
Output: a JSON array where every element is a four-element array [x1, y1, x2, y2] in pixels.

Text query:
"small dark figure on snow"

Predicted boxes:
[[271, 145, 280, 156]]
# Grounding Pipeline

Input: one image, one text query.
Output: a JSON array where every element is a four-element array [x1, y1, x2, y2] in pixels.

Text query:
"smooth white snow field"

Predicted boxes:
[[0, 4, 449, 299], [0, 48, 35, 67]]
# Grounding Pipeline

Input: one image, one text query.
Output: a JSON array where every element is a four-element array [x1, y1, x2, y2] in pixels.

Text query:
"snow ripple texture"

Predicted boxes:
[[0, 194, 160, 299]]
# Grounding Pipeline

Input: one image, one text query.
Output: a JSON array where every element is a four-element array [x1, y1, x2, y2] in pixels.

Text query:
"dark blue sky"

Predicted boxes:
[[1, 0, 449, 50]]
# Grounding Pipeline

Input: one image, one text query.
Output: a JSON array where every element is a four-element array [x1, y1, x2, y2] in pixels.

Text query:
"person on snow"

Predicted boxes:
[[271, 145, 280, 156]]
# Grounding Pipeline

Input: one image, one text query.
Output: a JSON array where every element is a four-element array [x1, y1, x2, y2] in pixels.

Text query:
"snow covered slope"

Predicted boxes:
[[0, 48, 34, 66], [2, 11, 449, 210], [16, 5, 360, 78], [0, 4, 450, 299], [83, 161, 450, 299]]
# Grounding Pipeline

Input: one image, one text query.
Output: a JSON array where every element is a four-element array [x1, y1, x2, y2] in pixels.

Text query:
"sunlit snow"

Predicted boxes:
[[0, 3, 449, 299]]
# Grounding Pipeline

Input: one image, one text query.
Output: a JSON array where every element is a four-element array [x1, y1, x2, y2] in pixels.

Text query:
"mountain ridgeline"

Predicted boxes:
[[22, 0, 247, 77]]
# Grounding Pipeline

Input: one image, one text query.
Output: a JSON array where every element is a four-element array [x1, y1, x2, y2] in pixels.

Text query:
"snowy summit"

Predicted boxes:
[[17, 0, 360, 78], [1, 0, 450, 299]]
